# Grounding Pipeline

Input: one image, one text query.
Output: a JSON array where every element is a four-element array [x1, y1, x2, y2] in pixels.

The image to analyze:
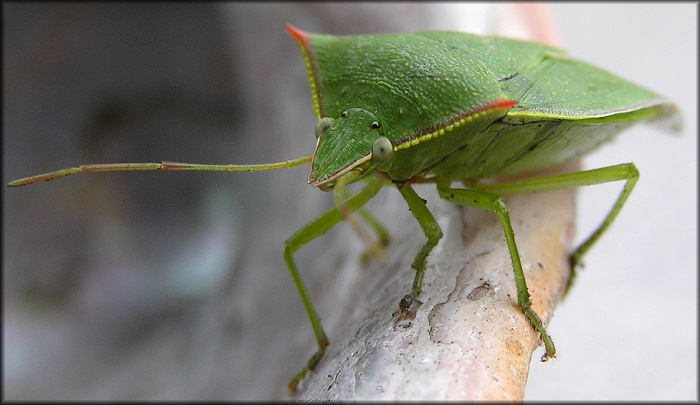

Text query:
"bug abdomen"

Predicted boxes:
[[428, 117, 632, 180]]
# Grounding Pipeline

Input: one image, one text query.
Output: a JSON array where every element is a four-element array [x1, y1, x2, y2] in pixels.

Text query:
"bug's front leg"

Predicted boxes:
[[437, 184, 557, 361], [395, 182, 444, 310], [284, 177, 384, 394]]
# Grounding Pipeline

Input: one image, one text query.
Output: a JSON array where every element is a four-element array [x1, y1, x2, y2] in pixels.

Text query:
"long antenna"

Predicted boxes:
[[8, 156, 312, 187]]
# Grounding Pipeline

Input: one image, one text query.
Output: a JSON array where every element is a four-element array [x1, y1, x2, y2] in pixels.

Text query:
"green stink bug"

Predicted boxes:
[[8, 22, 682, 390], [5, 3, 696, 400]]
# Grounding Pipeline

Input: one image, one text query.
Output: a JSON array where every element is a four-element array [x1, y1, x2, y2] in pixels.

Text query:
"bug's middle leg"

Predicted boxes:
[[437, 183, 557, 361], [334, 176, 390, 259], [353, 207, 391, 266], [336, 183, 391, 262], [395, 182, 444, 304]]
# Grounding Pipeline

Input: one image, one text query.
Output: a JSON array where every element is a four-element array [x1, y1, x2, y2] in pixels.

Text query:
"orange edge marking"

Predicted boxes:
[[285, 24, 309, 45], [285, 24, 323, 120]]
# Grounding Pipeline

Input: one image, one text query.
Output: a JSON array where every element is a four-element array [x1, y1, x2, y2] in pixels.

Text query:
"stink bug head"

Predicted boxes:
[[309, 108, 388, 190]]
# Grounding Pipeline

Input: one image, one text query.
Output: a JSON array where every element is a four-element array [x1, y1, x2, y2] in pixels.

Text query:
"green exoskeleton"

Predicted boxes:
[[8, 25, 682, 393]]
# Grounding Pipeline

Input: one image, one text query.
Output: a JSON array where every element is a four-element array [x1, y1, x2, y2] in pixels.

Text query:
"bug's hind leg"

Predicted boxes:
[[566, 165, 639, 294], [478, 163, 639, 296]]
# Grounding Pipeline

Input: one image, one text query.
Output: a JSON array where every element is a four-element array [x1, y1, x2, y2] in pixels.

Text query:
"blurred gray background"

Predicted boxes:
[[3, 3, 696, 400]]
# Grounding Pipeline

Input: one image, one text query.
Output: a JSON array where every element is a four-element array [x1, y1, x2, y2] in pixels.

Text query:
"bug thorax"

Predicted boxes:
[[309, 108, 394, 191]]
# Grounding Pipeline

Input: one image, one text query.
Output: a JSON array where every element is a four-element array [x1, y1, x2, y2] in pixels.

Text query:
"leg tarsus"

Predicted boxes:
[[521, 301, 556, 361], [287, 344, 328, 395], [564, 254, 584, 298]]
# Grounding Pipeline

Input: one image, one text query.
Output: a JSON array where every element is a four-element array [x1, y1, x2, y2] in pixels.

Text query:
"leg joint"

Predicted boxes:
[[491, 195, 509, 214], [426, 223, 443, 242]]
